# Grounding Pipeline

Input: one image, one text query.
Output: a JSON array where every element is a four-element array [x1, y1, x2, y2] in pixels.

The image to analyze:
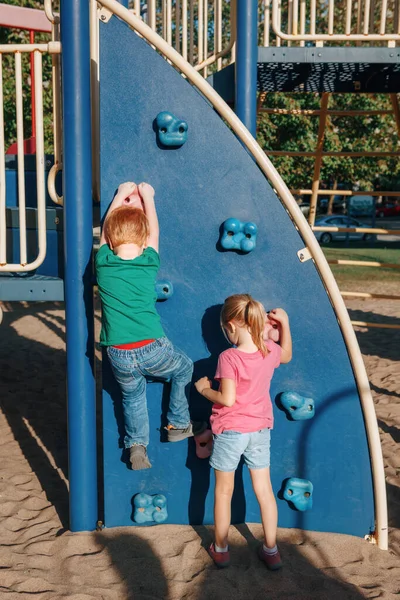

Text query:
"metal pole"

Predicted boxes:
[[308, 92, 329, 227], [60, 0, 97, 532], [29, 30, 36, 139], [390, 93, 400, 137], [235, 0, 258, 137]]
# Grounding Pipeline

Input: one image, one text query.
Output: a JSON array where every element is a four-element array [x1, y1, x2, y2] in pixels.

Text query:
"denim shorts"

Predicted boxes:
[[210, 428, 271, 472]]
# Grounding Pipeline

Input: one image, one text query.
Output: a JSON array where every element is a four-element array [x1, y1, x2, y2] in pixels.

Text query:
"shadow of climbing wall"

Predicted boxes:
[[99, 16, 374, 536]]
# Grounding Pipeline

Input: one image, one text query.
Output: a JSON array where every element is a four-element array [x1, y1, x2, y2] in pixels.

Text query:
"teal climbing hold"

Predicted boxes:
[[280, 391, 315, 421], [283, 478, 313, 512], [220, 218, 258, 253], [133, 493, 168, 524], [155, 111, 188, 147], [156, 280, 174, 300]]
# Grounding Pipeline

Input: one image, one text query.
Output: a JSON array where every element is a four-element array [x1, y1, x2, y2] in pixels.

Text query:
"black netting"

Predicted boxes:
[[257, 62, 400, 93]]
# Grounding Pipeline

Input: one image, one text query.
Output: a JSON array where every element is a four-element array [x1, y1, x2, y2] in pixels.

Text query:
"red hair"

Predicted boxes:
[[104, 206, 149, 248]]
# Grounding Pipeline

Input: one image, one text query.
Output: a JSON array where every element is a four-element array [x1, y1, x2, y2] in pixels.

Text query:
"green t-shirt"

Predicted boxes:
[[95, 245, 165, 346]]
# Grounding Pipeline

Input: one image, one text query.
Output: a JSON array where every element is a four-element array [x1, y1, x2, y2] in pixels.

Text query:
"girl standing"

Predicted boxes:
[[195, 294, 292, 569]]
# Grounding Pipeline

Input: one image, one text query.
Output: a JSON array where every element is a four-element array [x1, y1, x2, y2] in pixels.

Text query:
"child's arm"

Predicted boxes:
[[195, 377, 236, 408], [268, 308, 293, 364], [100, 182, 137, 247], [138, 183, 159, 253]]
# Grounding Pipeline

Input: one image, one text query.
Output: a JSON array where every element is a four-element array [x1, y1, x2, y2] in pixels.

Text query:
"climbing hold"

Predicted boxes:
[[133, 493, 168, 524], [264, 317, 280, 342], [283, 478, 313, 512], [155, 280, 174, 300], [219, 218, 257, 253], [195, 429, 213, 459], [280, 391, 315, 421], [155, 111, 188, 147]]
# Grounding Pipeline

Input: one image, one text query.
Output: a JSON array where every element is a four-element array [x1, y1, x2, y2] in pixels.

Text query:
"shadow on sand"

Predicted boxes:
[[98, 524, 368, 600], [0, 300, 394, 599]]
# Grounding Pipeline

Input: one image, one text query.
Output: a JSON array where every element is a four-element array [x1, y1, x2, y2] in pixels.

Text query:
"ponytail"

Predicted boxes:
[[244, 297, 268, 357], [221, 294, 268, 356]]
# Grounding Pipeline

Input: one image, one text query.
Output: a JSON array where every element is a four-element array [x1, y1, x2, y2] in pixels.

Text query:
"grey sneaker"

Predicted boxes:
[[166, 421, 207, 442], [129, 445, 152, 470]]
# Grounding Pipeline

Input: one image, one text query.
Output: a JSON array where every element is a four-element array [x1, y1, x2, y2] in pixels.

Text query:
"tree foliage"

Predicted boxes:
[[1, 0, 399, 193], [257, 92, 400, 193]]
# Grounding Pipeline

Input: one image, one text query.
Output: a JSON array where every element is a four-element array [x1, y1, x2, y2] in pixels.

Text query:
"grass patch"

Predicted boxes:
[[321, 244, 400, 285]]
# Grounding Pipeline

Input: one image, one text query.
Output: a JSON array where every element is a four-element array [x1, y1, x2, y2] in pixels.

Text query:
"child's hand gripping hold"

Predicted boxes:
[[138, 182, 155, 202], [267, 308, 292, 364], [117, 181, 144, 209]]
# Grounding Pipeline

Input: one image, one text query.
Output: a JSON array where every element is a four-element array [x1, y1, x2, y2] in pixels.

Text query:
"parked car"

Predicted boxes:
[[376, 203, 400, 218], [314, 216, 376, 244]]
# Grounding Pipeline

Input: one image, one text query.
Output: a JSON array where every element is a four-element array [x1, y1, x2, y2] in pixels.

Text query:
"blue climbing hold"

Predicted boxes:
[[280, 391, 315, 421], [220, 218, 257, 253], [156, 280, 174, 300], [155, 111, 188, 147], [133, 493, 168, 524], [283, 478, 313, 512]]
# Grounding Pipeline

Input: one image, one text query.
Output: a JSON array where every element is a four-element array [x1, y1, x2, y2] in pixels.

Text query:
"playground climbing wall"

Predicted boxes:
[[99, 16, 374, 536]]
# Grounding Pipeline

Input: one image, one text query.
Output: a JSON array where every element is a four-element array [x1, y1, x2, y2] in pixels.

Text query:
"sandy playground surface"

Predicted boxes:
[[0, 287, 399, 599]]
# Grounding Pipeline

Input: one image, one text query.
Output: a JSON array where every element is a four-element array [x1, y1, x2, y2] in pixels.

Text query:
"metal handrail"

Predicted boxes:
[[97, 0, 388, 550], [341, 291, 400, 299], [270, 0, 400, 44], [0, 51, 47, 272], [329, 259, 400, 268], [312, 226, 400, 235], [351, 321, 400, 329], [140, 0, 235, 71], [0, 42, 60, 53], [48, 9, 63, 206], [0, 7, 61, 270], [44, 0, 59, 24], [293, 190, 400, 196]]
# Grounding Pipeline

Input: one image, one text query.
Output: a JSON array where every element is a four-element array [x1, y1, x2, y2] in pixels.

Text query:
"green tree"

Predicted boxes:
[[257, 92, 400, 198]]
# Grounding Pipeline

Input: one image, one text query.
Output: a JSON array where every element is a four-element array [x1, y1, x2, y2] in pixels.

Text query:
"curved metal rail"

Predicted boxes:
[[0, 48, 52, 272], [97, 0, 388, 549], [271, 0, 400, 44]]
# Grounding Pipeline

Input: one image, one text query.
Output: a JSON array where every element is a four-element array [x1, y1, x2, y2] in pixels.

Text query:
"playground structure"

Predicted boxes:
[[0, 0, 399, 550]]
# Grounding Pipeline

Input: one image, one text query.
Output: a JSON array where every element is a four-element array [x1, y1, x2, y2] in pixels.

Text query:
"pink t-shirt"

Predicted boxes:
[[210, 340, 282, 435]]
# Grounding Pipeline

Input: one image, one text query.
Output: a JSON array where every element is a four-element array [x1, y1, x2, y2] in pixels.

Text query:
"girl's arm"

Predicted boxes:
[[195, 377, 236, 408], [139, 183, 159, 253], [100, 182, 137, 247], [269, 308, 293, 364]]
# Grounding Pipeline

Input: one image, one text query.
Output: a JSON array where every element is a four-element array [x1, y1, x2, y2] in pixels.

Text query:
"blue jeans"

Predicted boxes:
[[107, 337, 193, 448]]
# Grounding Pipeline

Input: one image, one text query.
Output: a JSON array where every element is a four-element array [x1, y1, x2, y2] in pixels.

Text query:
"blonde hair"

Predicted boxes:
[[220, 294, 267, 357], [104, 206, 149, 248]]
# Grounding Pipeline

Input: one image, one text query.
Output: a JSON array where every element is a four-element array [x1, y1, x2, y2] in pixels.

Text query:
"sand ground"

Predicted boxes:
[[0, 291, 399, 599]]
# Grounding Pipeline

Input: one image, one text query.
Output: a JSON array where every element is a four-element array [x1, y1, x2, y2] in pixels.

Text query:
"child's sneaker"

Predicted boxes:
[[258, 545, 282, 570], [166, 421, 207, 442], [208, 543, 230, 568], [129, 445, 152, 470]]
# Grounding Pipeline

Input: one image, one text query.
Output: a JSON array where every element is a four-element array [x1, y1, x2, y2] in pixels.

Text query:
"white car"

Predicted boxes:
[[314, 216, 376, 244]]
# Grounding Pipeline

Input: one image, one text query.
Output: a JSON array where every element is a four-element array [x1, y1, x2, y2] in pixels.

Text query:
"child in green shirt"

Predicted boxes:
[[96, 182, 202, 470]]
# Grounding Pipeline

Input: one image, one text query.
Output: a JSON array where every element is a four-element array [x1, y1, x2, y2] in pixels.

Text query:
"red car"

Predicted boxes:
[[376, 203, 400, 217]]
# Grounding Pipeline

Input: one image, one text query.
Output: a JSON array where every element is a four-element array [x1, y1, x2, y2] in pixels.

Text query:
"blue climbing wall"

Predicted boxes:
[[99, 17, 374, 536]]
